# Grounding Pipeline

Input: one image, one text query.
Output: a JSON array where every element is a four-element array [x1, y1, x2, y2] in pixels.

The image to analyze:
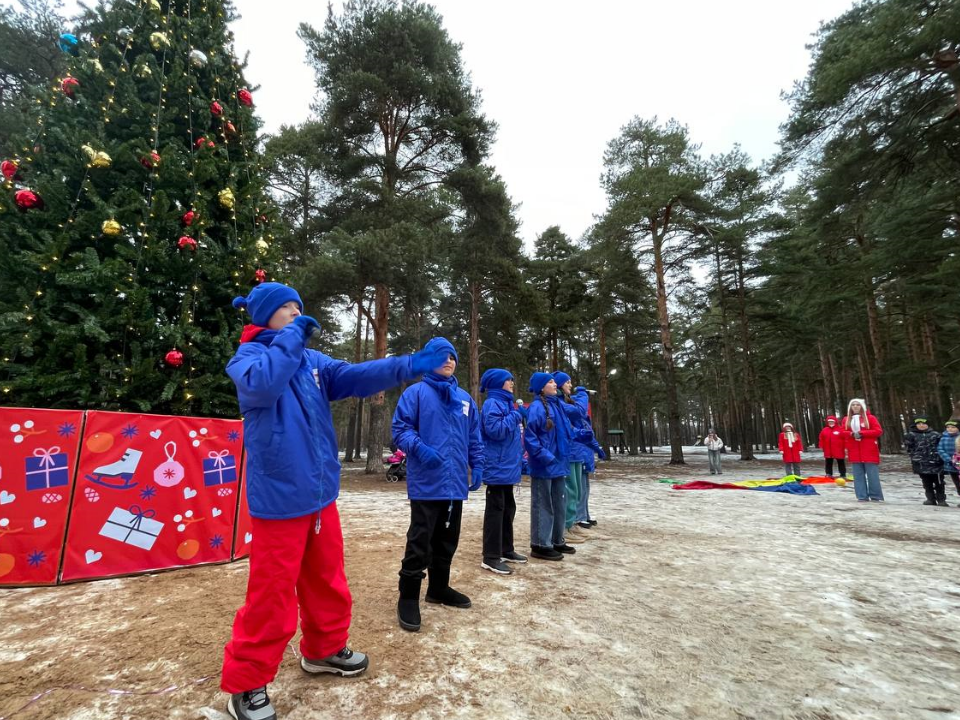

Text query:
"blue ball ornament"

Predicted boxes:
[[58, 33, 78, 55]]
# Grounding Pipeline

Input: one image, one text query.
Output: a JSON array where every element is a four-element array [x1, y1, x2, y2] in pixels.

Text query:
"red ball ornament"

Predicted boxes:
[[237, 88, 253, 107], [258, 214, 268, 224], [61, 76, 80, 98], [210, 100, 223, 116], [177, 236, 197, 251], [1, 160, 19, 181], [255, 269, 266, 283], [14, 189, 43, 211], [140, 151, 161, 169], [194, 136, 215, 150], [182, 210, 196, 226], [224, 121, 237, 135], [164, 348, 184, 368]]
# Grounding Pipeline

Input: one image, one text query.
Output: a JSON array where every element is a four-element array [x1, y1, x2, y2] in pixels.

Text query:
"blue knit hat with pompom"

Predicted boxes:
[[232, 282, 302, 327]]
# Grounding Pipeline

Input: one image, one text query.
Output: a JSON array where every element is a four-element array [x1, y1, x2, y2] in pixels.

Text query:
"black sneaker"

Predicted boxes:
[[228, 687, 276, 720], [530, 546, 563, 561], [938, 500, 949, 507], [576, 521, 592, 529], [301, 646, 369, 677], [923, 500, 936, 506], [481, 559, 513, 575], [587, 520, 598, 526], [502, 551, 528, 564], [554, 543, 576, 554]]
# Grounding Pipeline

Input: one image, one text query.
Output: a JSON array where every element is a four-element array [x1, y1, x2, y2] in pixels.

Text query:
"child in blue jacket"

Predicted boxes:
[[478, 368, 527, 575], [523, 372, 576, 561], [392, 337, 485, 633], [938, 420, 960, 503], [221, 283, 447, 720]]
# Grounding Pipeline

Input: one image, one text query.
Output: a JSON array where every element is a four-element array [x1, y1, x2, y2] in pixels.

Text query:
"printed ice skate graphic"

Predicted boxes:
[[99, 505, 163, 551], [153, 442, 185, 488], [86, 448, 143, 490]]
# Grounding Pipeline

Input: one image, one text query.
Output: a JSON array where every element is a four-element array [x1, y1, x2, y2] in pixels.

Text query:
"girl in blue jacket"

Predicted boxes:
[[478, 368, 527, 575], [553, 372, 604, 538], [392, 337, 485, 633], [523, 372, 576, 561], [221, 283, 448, 720], [572, 386, 603, 527]]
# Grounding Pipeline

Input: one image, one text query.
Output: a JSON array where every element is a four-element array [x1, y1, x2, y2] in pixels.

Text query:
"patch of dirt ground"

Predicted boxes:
[[2, 449, 960, 720]]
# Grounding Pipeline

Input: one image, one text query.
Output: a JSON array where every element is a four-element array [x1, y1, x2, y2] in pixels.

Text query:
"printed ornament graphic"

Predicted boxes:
[[86, 448, 142, 490], [0, 518, 23, 578], [153, 442, 185, 487], [203, 450, 237, 486], [25, 447, 70, 491], [99, 505, 164, 551]]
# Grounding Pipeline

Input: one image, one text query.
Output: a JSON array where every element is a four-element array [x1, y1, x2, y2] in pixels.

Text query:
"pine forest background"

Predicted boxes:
[[1, 0, 959, 470]]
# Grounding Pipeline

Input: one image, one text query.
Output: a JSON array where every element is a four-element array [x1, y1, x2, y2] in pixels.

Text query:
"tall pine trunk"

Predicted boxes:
[[469, 279, 480, 403], [343, 292, 364, 463], [652, 223, 684, 464], [364, 283, 390, 474], [598, 317, 610, 458]]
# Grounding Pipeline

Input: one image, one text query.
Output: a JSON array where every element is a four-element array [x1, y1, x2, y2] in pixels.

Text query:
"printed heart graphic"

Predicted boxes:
[[149, 429, 162, 439], [212, 508, 222, 517], [33, 517, 46, 529], [0, 490, 15, 505], [183, 487, 197, 499], [85, 549, 102, 564], [244, 532, 253, 544]]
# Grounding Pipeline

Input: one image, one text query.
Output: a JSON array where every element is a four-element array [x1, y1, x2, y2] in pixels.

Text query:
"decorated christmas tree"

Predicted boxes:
[[0, 0, 275, 416]]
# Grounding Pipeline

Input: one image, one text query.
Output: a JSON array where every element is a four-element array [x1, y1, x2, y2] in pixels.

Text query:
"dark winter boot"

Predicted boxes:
[[397, 573, 423, 632], [530, 545, 563, 561], [425, 566, 471, 608]]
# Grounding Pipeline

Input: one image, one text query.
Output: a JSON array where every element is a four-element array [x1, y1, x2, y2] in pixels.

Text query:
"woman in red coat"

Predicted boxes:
[[778, 422, 803, 477], [840, 398, 884, 502], [818, 416, 847, 478]]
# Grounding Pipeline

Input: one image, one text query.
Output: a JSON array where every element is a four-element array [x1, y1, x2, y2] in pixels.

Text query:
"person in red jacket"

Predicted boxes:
[[778, 422, 803, 476], [840, 398, 884, 502], [818, 416, 847, 478]]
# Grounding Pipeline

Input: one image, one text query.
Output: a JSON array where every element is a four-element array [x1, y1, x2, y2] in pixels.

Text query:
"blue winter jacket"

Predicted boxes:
[[938, 432, 959, 473], [570, 388, 602, 473], [524, 395, 573, 479], [228, 324, 418, 519], [480, 391, 523, 486], [392, 380, 485, 500]]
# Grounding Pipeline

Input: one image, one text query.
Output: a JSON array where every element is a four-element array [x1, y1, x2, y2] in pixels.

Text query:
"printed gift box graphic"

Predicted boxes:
[[203, 450, 237, 486], [25, 446, 70, 491], [99, 505, 164, 551]]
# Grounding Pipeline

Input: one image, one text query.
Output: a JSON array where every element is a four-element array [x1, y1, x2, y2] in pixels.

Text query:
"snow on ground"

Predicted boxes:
[[1, 449, 960, 720]]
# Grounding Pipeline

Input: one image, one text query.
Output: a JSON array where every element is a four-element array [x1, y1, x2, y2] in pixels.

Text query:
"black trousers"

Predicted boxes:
[[920, 473, 946, 503], [948, 472, 960, 496], [400, 499, 463, 578], [825, 458, 846, 477], [482, 485, 516, 562]]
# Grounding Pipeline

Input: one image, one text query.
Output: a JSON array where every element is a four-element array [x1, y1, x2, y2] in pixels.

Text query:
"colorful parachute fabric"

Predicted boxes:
[[671, 475, 820, 495]]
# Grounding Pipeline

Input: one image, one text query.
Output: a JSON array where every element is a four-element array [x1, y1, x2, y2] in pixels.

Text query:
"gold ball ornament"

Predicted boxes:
[[149, 32, 169, 50], [135, 62, 152, 78], [102, 219, 122, 236], [255, 238, 269, 255], [81, 144, 97, 161], [86, 58, 103, 73], [149, 0, 162, 11], [218, 188, 235, 209], [91, 151, 112, 169]]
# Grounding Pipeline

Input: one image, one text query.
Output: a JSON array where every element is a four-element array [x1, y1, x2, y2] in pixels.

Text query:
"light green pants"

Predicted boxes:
[[565, 462, 583, 529]]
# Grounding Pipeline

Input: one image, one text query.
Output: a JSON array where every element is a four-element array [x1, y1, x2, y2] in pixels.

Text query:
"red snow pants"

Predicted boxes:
[[221, 501, 352, 693]]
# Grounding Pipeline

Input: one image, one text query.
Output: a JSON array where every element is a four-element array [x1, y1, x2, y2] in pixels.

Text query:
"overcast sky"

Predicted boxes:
[[227, 0, 853, 247], [61, 0, 854, 246]]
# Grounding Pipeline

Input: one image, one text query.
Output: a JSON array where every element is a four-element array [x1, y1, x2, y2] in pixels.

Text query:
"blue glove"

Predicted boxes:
[[597, 447, 607, 460], [575, 386, 588, 394], [416, 443, 443, 470], [469, 467, 483, 491], [411, 348, 451, 375], [292, 315, 321, 340], [515, 405, 528, 419], [510, 409, 524, 424]]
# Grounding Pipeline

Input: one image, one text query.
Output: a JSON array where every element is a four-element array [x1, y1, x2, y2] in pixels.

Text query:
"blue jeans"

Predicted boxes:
[[530, 476, 566, 548], [851, 463, 884, 501], [576, 471, 591, 522]]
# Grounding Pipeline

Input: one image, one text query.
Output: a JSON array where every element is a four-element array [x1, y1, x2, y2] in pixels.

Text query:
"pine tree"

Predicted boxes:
[[0, 0, 275, 416]]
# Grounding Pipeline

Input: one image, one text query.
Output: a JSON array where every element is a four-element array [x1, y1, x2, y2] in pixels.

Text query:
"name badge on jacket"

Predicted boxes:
[[461, 400, 470, 416]]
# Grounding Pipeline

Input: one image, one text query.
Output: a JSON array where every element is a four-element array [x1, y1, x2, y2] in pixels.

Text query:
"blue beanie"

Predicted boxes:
[[232, 282, 302, 327], [552, 371, 571, 388], [480, 368, 513, 393], [529, 372, 553, 395], [422, 336, 458, 364]]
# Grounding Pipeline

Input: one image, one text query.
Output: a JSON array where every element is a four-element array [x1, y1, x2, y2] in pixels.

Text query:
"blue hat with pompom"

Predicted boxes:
[[232, 282, 302, 327]]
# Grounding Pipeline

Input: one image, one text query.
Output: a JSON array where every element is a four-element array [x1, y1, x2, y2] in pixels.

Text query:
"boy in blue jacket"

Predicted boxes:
[[392, 337, 485, 632], [221, 283, 448, 720], [478, 368, 527, 575]]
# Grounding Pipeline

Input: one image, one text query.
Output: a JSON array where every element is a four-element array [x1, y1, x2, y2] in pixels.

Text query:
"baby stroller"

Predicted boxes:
[[385, 449, 407, 482]]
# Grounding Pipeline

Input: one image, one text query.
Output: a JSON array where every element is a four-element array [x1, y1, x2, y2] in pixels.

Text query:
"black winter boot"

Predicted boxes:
[[397, 573, 423, 632], [425, 566, 471, 608]]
